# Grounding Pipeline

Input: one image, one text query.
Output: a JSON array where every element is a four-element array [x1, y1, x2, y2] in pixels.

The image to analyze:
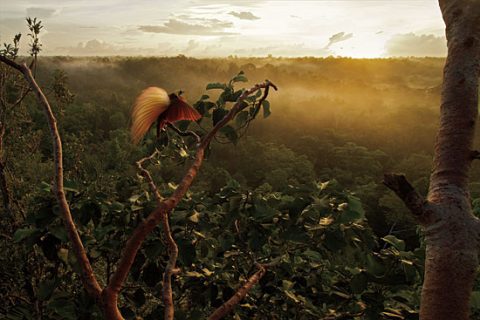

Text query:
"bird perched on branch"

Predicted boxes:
[[130, 87, 201, 144]]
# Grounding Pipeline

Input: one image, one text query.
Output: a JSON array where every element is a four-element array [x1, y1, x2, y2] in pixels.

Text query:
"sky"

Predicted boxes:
[[0, 0, 447, 58]]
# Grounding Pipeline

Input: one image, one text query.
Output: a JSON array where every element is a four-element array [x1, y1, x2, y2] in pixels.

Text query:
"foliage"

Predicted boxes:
[[2, 19, 480, 320]]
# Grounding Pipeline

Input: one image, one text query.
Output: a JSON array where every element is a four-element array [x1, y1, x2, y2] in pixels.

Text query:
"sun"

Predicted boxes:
[[331, 34, 389, 58]]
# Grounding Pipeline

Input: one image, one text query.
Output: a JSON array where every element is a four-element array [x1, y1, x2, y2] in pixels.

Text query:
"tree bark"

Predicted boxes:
[[421, 1, 480, 319]]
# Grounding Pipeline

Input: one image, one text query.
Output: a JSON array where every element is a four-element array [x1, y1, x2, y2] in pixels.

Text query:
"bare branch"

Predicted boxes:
[[136, 149, 162, 205], [471, 150, 480, 160], [0, 56, 23, 73], [135, 149, 178, 320], [105, 81, 277, 317], [167, 123, 201, 144], [208, 265, 267, 320], [383, 173, 426, 216], [0, 56, 102, 299]]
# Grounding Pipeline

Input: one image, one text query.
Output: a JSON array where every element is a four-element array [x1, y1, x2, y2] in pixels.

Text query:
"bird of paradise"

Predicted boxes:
[[130, 87, 201, 144]]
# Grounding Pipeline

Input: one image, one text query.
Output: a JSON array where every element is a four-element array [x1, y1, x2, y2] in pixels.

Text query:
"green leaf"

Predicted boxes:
[[13, 228, 39, 243], [40, 181, 51, 192], [49, 225, 68, 242], [303, 249, 323, 262], [282, 280, 294, 290], [235, 110, 249, 126], [382, 235, 406, 251], [177, 239, 196, 266], [350, 272, 368, 294], [324, 229, 346, 251], [213, 108, 229, 126], [179, 148, 188, 158], [366, 254, 385, 277], [64, 180, 80, 194], [37, 278, 57, 300], [185, 271, 204, 278], [129, 194, 141, 202], [48, 300, 76, 320], [284, 290, 301, 303], [206, 82, 227, 90], [57, 248, 69, 264], [347, 195, 365, 218], [262, 100, 271, 118], [110, 201, 125, 212], [231, 73, 248, 83], [188, 210, 201, 223], [220, 125, 238, 144], [338, 195, 365, 224]]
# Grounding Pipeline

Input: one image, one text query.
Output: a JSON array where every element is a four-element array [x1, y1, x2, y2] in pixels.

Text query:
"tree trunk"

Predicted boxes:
[[385, 1, 480, 319], [422, 1, 480, 319]]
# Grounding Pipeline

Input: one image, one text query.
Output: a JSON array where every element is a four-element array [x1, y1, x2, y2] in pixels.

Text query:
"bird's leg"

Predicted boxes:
[[156, 117, 167, 139]]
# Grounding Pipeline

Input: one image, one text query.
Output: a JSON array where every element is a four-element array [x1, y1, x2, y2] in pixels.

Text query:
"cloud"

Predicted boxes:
[[185, 39, 200, 52], [55, 39, 180, 56], [385, 33, 447, 57], [233, 43, 331, 57], [138, 18, 236, 35], [26, 7, 60, 18], [228, 11, 259, 20], [325, 32, 353, 48], [64, 39, 114, 55]]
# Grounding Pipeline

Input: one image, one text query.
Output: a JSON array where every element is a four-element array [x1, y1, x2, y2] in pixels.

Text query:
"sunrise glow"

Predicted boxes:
[[1, 0, 447, 57]]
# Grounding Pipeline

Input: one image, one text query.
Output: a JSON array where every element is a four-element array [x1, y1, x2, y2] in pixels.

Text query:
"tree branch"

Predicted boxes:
[[383, 173, 426, 216], [167, 123, 201, 144], [0, 56, 102, 299], [208, 264, 267, 320], [0, 56, 23, 73], [135, 149, 179, 320], [104, 81, 277, 319]]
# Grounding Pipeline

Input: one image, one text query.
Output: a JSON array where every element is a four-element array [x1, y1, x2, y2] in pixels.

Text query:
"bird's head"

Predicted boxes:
[[169, 90, 187, 103]]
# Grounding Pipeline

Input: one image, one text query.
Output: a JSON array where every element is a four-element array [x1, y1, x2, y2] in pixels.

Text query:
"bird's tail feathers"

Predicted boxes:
[[130, 87, 170, 144]]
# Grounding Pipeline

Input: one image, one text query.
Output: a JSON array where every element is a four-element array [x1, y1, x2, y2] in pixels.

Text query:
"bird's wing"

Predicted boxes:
[[131, 87, 170, 144], [163, 97, 201, 124]]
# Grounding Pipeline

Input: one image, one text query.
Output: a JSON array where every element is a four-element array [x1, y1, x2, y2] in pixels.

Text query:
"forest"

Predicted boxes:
[[1, 15, 480, 320]]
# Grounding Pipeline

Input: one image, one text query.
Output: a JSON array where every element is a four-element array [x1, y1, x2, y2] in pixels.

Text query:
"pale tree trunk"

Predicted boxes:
[[384, 1, 480, 319]]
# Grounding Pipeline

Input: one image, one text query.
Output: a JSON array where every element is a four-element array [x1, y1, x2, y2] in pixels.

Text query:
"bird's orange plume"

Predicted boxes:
[[131, 87, 170, 144], [130, 87, 202, 144]]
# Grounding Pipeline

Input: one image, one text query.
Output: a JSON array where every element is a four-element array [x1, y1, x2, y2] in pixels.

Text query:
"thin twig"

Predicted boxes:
[[136, 149, 162, 205]]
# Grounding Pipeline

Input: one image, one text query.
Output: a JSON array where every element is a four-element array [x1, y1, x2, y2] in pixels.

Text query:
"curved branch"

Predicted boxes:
[[105, 81, 277, 318], [0, 56, 102, 298]]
